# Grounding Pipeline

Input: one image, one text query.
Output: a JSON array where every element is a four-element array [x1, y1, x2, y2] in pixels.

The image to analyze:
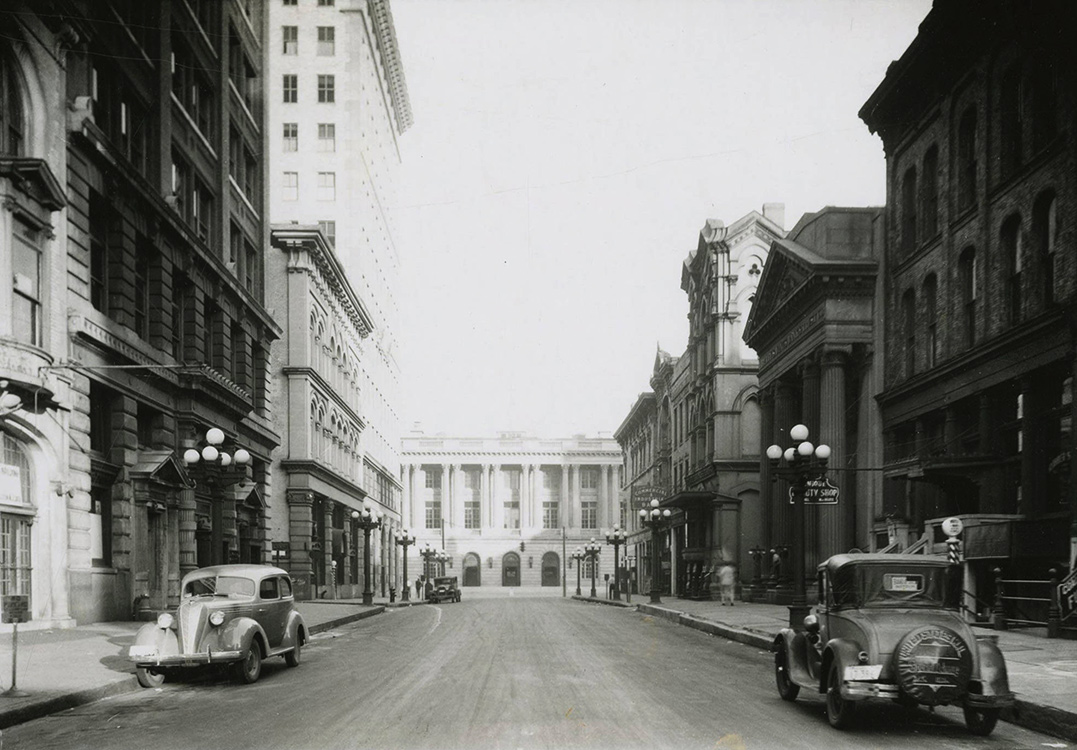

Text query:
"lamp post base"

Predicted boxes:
[[649, 589, 662, 604], [362, 592, 374, 606]]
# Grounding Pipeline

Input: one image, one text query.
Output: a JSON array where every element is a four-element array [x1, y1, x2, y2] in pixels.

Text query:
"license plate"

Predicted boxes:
[[844, 664, 882, 681], [129, 645, 158, 659]]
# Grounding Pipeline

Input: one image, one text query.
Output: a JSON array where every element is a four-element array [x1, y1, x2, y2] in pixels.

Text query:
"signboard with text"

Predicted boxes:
[[0, 464, 22, 506], [1060, 568, 1077, 623], [2, 595, 28, 624], [630, 485, 668, 509], [790, 477, 839, 505]]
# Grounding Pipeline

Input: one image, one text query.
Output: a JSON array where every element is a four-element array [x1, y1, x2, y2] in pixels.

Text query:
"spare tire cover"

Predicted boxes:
[[893, 625, 973, 706]]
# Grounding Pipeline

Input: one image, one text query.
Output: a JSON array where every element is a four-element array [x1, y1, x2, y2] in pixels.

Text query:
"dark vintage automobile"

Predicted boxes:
[[772, 553, 1014, 735], [127, 564, 307, 687], [429, 576, 461, 603]]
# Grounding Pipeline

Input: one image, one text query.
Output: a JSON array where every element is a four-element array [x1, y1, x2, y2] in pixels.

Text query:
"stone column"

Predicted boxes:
[[773, 380, 797, 551], [324, 500, 336, 599], [412, 465, 424, 533], [491, 465, 502, 529], [401, 464, 411, 530], [533, 466, 544, 529], [480, 463, 490, 530], [442, 464, 451, 530], [287, 490, 315, 600], [561, 464, 570, 528], [819, 349, 849, 557], [759, 386, 775, 559], [598, 465, 609, 530], [572, 464, 582, 530], [453, 464, 465, 529], [800, 357, 821, 572], [519, 464, 529, 530], [179, 487, 198, 579]]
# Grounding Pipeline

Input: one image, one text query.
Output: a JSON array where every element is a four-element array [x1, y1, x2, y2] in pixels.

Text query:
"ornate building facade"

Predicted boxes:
[[860, 0, 1076, 611], [400, 432, 622, 588]]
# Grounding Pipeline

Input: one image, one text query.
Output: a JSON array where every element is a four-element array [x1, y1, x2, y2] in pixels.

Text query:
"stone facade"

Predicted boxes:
[[400, 432, 622, 589], [860, 0, 1077, 608]]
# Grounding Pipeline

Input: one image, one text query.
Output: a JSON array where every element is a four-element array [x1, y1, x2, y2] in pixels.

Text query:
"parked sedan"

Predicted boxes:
[[772, 553, 1014, 735], [127, 564, 307, 687]]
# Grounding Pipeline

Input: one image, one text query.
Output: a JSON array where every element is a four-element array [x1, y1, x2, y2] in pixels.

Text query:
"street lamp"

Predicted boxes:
[[182, 426, 252, 469], [419, 543, 439, 600], [767, 423, 831, 629], [604, 526, 626, 600], [0, 381, 23, 418], [638, 499, 671, 603], [394, 528, 416, 602], [183, 426, 252, 567], [572, 547, 585, 596], [583, 538, 601, 598], [351, 499, 383, 605], [436, 550, 450, 577]]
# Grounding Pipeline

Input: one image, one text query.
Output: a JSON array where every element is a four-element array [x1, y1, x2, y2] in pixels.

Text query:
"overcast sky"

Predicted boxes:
[[390, 0, 932, 439]]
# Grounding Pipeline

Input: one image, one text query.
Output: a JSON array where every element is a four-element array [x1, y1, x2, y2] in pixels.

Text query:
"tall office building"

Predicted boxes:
[[266, 0, 411, 598]]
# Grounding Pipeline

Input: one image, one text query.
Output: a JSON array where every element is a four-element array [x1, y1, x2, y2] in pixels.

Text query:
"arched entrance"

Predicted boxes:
[[502, 551, 520, 586], [463, 552, 481, 586], [541, 551, 559, 586]]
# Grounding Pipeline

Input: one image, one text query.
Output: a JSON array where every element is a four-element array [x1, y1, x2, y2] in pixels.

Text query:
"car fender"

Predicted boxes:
[[282, 610, 306, 649], [773, 628, 814, 688], [974, 635, 1012, 698], [130, 622, 180, 660], [219, 617, 268, 656], [821, 638, 863, 692]]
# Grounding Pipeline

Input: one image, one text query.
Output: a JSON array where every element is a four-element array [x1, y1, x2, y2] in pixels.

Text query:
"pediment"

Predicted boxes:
[[0, 157, 65, 211], [240, 486, 266, 509], [130, 450, 194, 489], [746, 245, 812, 334]]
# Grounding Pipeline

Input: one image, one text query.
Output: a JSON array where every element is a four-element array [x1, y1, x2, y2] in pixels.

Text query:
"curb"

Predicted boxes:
[[571, 595, 635, 609], [636, 604, 773, 650], [308, 606, 386, 635]]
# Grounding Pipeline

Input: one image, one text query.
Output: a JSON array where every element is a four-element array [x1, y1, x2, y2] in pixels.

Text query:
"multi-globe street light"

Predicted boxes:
[[351, 499, 383, 605], [182, 427, 251, 567], [182, 427, 252, 469], [638, 499, 672, 604], [766, 423, 831, 628], [418, 543, 440, 599], [583, 538, 601, 599], [572, 547, 585, 597], [604, 526, 626, 600], [394, 528, 416, 602]]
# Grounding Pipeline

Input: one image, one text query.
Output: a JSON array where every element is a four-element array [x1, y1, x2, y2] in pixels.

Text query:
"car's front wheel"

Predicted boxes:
[[826, 663, 856, 729], [234, 642, 262, 684], [963, 705, 1000, 736], [136, 666, 165, 688], [774, 643, 800, 701]]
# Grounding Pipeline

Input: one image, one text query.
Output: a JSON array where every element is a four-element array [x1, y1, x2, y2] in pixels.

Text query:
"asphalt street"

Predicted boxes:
[[1, 591, 1065, 750]]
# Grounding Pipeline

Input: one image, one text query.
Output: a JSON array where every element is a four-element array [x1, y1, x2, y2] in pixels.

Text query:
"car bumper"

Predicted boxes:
[[843, 680, 900, 700], [129, 647, 243, 667], [965, 691, 1015, 709]]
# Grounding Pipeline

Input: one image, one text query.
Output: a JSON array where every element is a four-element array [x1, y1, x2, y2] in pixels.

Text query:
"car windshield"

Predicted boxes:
[[833, 564, 949, 608], [183, 575, 256, 598]]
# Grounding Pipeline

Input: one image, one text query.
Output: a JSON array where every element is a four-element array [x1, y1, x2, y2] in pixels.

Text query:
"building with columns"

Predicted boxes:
[[743, 207, 884, 602], [400, 431, 622, 588]]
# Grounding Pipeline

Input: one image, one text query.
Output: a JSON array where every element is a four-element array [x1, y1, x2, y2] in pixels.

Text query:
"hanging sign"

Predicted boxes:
[[790, 477, 839, 505], [0, 464, 22, 506], [1060, 568, 1077, 623]]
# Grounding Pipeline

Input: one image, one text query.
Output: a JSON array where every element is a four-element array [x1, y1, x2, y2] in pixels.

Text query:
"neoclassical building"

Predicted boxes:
[[400, 432, 622, 588], [743, 207, 884, 601]]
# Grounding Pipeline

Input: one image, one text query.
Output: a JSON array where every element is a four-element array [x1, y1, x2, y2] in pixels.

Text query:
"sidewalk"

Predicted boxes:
[[577, 593, 1077, 743], [0, 598, 390, 730]]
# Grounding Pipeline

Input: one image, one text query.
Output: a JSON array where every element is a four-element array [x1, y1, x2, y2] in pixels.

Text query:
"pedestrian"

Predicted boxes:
[[718, 564, 736, 606], [415, 575, 422, 599]]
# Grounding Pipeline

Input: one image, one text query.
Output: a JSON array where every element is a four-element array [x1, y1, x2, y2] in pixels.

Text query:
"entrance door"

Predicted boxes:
[[541, 551, 559, 586], [463, 552, 481, 586], [502, 552, 520, 586]]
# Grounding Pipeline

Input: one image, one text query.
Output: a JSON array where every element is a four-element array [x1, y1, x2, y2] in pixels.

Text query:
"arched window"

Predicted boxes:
[[999, 64, 1022, 180], [902, 288, 916, 378], [901, 166, 917, 254], [959, 247, 978, 348], [1033, 192, 1058, 306], [957, 107, 977, 212], [923, 274, 938, 368], [0, 55, 24, 156], [920, 146, 939, 238], [1001, 214, 1022, 326]]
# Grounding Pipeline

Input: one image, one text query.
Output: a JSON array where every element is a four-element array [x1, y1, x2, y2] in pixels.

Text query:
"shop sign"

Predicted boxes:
[[1, 595, 28, 624], [789, 477, 839, 505], [1060, 569, 1077, 623], [630, 485, 668, 509], [0, 464, 22, 506]]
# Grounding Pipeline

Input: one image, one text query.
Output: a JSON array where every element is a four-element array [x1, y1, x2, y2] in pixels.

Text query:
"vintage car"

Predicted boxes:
[[772, 553, 1014, 735], [128, 564, 307, 688], [429, 576, 461, 603]]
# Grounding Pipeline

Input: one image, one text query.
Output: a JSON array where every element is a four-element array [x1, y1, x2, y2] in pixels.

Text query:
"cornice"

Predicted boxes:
[[368, 0, 413, 133]]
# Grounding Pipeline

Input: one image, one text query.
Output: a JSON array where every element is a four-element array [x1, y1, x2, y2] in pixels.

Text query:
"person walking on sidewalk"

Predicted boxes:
[[415, 576, 422, 600], [718, 564, 736, 606]]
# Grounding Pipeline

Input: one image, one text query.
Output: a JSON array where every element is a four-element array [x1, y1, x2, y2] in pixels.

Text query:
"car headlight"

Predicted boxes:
[[157, 613, 174, 629], [209, 610, 225, 626]]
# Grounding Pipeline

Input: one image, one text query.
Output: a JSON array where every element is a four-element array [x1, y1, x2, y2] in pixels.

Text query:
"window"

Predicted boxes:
[[172, 272, 191, 360], [317, 74, 335, 103], [318, 123, 335, 152], [900, 167, 917, 254], [464, 501, 480, 529], [1030, 58, 1058, 152], [171, 37, 216, 141], [317, 171, 335, 201], [542, 501, 559, 529], [923, 274, 938, 369], [504, 470, 520, 529], [231, 324, 248, 389], [11, 230, 40, 347], [921, 147, 938, 239], [282, 26, 298, 55], [243, 145, 257, 199], [283, 0, 297, 5], [192, 177, 214, 245], [229, 28, 258, 114], [136, 401, 159, 448], [283, 74, 297, 103], [957, 108, 977, 213], [133, 245, 150, 340], [89, 192, 111, 314], [318, 0, 335, 5], [0, 56, 22, 156], [425, 501, 442, 530], [1001, 215, 1022, 326], [580, 501, 597, 529], [244, 239, 257, 295], [283, 172, 298, 201], [88, 380, 114, 454], [959, 247, 977, 348], [0, 515, 32, 601], [318, 220, 336, 248], [581, 469, 597, 489], [283, 122, 297, 151], [1034, 192, 1058, 306], [902, 288, 916, 378], [317, 26, 335, 55], [90, 484, 112, 566], [999, 65, 1022, 180], [260, 578, 279, 599]]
